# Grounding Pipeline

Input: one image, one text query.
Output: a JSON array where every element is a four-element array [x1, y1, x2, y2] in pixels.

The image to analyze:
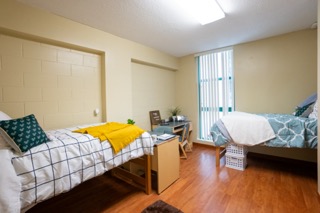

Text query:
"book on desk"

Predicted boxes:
[[157, 133, 176, 140], [149, 131, 176, 145]]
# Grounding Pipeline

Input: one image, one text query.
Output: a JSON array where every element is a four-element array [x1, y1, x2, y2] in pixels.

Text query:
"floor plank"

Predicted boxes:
[[27, 144, 320, 213]]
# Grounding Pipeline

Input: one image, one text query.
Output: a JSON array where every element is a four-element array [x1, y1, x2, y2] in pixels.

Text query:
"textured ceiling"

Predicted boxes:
[[16, 0, 317, 57]]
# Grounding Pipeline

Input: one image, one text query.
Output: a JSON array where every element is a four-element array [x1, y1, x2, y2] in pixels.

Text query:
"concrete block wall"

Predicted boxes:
[[0, 34, 102, 130]]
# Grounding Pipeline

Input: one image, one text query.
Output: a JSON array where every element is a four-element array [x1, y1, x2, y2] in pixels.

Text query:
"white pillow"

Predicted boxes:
[[0, 111, 11, 121], [0, 111, 12, 149], [309, 100, 318, 119]]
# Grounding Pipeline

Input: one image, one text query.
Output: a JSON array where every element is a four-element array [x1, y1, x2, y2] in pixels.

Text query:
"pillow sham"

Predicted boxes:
[[0, 114, 49, 154]]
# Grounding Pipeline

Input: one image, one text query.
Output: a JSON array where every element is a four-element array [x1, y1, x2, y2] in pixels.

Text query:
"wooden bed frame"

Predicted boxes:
[[112, 154, 152, 194]]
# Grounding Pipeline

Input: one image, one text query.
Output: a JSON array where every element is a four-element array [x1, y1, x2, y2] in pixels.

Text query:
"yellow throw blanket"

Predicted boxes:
[[73, 122, 145, 154]]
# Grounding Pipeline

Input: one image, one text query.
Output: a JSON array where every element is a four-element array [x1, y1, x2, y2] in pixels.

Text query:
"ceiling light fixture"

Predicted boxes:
[[183, 0, 225, 25]]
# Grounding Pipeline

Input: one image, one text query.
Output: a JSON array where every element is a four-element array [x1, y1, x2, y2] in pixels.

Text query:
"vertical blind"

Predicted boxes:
[[197, 48, 234, 141]]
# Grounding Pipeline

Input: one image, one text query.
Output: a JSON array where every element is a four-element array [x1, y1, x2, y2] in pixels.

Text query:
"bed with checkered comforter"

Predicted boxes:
[[0, 124, 154, 213]]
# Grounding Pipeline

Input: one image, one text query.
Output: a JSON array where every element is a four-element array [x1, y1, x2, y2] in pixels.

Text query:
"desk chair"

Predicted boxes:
[[179, 123, 192, 159]]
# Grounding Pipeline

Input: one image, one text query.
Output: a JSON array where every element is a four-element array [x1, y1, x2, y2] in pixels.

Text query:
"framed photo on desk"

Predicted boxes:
[[149, 110, 161, 130]]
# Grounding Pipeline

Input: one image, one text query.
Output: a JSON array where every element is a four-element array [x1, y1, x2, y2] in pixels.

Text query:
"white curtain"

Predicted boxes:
[[197, 48, 234, 141]]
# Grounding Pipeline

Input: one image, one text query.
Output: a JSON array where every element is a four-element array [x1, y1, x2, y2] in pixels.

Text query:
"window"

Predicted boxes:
[[197, 48, 234, 141]]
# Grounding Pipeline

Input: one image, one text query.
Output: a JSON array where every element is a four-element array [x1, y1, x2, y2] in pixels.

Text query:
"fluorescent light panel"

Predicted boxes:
[[184, 0, 225, 25]]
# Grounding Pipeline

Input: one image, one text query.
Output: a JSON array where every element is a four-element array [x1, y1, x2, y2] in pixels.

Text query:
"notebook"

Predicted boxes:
[[157, 133, 176, 140]]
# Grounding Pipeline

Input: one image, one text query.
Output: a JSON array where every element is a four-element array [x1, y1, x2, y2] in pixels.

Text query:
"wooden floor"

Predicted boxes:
[[27, 144, 320, 213]]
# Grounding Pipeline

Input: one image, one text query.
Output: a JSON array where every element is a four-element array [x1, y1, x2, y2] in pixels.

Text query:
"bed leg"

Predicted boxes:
[[144, 155, 152, 195], [215, 147, 220, 167], [215, 146, 226, 167]]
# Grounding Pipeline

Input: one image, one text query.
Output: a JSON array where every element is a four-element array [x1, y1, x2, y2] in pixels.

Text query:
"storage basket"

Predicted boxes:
[[225, 153, 247, 171], [226, 143, 248, 156]]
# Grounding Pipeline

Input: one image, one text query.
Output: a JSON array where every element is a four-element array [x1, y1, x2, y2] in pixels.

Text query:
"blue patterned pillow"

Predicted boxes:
[[0, 114, 49, 154]]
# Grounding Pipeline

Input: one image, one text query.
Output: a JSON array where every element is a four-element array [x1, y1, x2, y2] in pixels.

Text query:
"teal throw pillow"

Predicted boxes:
[[294, 103, 313, 117], [0, 114, 49, 154]]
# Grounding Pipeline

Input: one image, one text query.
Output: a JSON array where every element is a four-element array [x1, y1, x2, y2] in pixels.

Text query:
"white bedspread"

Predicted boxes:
[[220, 111, 276, 146]]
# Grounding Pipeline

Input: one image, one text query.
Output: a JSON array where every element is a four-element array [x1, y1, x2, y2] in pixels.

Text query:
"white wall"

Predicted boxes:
[[132, 61, 176, 130], [234, 30, 317, 114]]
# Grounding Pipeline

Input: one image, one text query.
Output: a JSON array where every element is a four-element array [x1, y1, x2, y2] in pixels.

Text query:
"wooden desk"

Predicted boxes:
[[158, 121, 193, 149], [122, 136, 179, 194], [161, 121, 190, 133], [152, 121, 192, 133], [151, 136, 180, 194]]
